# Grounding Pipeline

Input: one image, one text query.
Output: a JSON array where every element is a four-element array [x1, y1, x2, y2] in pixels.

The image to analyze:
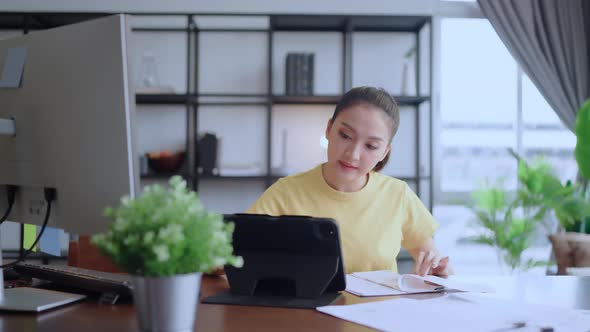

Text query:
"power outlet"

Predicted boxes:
[[8, 186, 60, 233], [15, 187, 48, 225], [26, 198, 45, 216]]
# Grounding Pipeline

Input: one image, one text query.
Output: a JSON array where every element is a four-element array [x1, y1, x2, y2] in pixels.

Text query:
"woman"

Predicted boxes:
[[248, 86, 451, 276]]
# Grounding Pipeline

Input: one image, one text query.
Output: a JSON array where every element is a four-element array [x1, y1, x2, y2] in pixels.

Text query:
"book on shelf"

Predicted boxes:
[[285, 52, 314, 96]]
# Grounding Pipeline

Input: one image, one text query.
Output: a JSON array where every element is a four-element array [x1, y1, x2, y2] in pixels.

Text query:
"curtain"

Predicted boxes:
[[477, 0, 589, 132]]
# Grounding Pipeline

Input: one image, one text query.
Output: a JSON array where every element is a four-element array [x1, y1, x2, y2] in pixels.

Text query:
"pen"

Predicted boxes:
[[492, 321, 554, 332]]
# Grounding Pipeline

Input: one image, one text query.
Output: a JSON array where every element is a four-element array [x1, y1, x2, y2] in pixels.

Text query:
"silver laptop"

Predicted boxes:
[[0, 287, 85, 312]]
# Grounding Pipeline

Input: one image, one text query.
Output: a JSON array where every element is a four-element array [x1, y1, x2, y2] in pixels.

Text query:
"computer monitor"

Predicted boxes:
[[0, 15, 137, 311], [0, 14, 138, 236]]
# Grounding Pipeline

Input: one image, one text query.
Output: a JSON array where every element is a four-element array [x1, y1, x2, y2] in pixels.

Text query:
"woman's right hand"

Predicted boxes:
[[412, 250, 452, 277]]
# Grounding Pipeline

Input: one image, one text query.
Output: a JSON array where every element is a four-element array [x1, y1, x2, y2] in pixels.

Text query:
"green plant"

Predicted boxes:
[[91, 176, 243, 277], [512, 151, 590, 233], [575, 99, 590, 181], [470, 180, 547, 272], [470, 151, 590, 272], [572, 99, 590, 233], [470, 99, 590, 271]]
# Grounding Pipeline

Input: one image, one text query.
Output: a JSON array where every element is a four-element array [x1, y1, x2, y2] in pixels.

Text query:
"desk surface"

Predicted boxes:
[[2, 275, 589, 331]]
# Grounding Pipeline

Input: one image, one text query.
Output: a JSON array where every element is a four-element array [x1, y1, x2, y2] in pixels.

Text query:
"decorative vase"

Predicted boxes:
[[548, 232, 590, 275], [495, 249, 521, 275], [132, 272, 202, 332]]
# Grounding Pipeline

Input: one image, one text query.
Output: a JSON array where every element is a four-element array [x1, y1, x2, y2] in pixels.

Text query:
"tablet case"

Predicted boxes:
[[202, 214, 346, 309]]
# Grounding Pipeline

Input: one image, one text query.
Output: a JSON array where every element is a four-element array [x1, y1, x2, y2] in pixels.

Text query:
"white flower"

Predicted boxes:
[[151, 211, 162, 222], [143, 231, 154, 244], [188, 205, 200, 215], [213, 257, 225, 267], [121, 195, 131, 206], [123, 235, 137, 246], [158, 224, 184, 242], [212, 230, 226, 242], [153, 244, 170, 262], [114, 218, 129, 232], [233, 256, 244, 268]]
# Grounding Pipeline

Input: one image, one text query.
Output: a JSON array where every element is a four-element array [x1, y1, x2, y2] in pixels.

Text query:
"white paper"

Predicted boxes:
[[317, 294, 590, 332], [346, 270, 493, 297], [345, 275, 407, 297], [419, 274, 494, 293]]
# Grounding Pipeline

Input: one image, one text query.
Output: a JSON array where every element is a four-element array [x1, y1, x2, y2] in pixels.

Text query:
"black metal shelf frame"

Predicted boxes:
[[136, 94, 429, 107]]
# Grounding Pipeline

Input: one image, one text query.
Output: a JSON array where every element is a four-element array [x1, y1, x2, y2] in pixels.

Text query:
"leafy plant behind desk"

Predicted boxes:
[[471, 99, 590, 272], [471, 153, 590, 272], [471, 178, 547, 272], [512, 150, 590, 234], [572, 99, 590, 233]]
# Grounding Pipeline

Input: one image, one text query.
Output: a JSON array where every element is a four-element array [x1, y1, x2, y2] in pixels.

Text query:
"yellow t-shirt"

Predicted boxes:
[[247, 164, 438, 274]]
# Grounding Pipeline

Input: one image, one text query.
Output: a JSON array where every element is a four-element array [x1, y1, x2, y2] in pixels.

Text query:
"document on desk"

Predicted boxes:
[[317, 293, 590, 332], [345, 270, 493, 296]]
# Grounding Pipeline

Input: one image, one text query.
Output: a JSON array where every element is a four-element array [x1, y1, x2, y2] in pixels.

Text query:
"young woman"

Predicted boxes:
[[248, 86, 451, 276]]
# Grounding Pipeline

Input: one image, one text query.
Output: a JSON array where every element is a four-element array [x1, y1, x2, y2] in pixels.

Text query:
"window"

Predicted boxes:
[[440, 18, 517, 193], [521, 74, 577, 182], [439, 18, 576, 199]]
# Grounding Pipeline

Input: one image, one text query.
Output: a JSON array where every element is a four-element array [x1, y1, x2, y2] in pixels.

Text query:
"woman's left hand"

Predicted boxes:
[[412, 250, 451, 277]]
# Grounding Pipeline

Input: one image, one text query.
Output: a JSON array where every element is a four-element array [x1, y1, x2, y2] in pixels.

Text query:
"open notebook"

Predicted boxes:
[[346, 270, 493, 297]]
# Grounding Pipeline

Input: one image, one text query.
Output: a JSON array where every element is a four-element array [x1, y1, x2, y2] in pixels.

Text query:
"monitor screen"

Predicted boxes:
[[0, 14, 138, 236]]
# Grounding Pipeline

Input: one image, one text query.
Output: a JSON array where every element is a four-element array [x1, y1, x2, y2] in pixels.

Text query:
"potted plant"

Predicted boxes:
[[511, 150, 590, 235], [469, 146, 590, 273], [548, 99, 590, 274], [470, 97, 590, 274], [92, 176, 242, 332], [571, 98, 590, 232], [470, 178, 548, 274]]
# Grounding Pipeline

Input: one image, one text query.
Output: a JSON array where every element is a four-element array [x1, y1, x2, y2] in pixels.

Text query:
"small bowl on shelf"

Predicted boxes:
[[146, 150, 186, 174]]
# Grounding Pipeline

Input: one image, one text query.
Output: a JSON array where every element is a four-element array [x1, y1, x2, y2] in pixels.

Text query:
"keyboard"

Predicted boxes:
[[13, 263, 134, 303]]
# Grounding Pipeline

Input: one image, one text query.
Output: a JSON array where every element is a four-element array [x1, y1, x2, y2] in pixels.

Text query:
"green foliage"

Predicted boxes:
[[470, 99, 590, 267], [470, 151, 590, 271], [91, 176, 243, 277], [515, 156, 590, 231], [575, 99, 590, 180], [470, 181, 547, 272]]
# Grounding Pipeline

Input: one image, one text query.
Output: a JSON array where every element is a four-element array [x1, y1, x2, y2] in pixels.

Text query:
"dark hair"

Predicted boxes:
[[331, 86, 400, 172]]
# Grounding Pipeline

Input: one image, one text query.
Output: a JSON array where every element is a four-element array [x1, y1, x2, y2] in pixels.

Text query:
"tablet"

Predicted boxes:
[[203, 213, 346, 309]]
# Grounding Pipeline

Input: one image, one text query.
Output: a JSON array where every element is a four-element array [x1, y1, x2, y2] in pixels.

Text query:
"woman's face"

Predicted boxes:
[[324, 103, 391, 189]]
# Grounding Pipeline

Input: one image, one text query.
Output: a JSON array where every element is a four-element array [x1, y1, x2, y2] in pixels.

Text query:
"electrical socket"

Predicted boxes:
[[15, 187, 47, 225], [26, 198, 45, 216]]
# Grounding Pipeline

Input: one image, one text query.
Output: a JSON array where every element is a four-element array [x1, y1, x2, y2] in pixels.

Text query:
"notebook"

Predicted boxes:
[[345, 270, 493, 297]]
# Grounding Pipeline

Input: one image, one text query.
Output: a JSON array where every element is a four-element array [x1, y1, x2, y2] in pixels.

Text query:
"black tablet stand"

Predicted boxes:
[[202, 214, 345, 309]]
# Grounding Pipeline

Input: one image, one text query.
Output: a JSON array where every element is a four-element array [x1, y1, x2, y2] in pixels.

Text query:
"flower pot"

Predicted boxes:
[[548, 232, 590, 275], [132, 272, 202, 332]]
